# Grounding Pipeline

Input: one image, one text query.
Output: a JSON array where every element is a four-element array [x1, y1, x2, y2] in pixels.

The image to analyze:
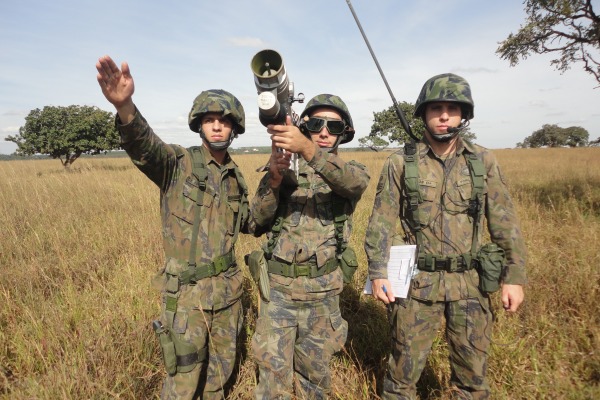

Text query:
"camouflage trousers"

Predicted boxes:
[[160, 299, 243, 400], [252, 292, 348, 400], [383, 296, 493, 400]]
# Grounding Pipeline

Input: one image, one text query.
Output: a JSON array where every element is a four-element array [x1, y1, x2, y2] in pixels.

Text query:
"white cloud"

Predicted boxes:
[[227, 37, 267, 48]]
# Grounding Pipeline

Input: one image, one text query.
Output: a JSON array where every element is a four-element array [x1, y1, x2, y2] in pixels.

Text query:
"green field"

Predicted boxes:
[[1, 148, 599, 399]]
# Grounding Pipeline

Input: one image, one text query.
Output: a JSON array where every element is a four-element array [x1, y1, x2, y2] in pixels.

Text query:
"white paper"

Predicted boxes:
[[363, 245, 417, 299]]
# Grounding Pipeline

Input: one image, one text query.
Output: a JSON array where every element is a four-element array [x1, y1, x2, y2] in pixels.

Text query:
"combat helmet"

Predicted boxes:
[[188, 89, 245, 150], [300, 94, 355, 145], [414, 73, 474, 120]]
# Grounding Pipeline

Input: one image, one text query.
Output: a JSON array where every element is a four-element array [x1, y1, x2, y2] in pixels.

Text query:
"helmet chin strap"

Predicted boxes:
[[200, 130, 236, 151], [428, 120, 469, 143], [325, 134, 343, 153]]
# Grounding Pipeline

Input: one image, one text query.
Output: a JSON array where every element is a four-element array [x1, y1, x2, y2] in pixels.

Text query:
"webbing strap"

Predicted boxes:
[[466, 153, 485, 255], [403, 150, 426, 247], [403, 144, 486, 262], [265, 201, 286, 260], [188, 147, 207, 272], [264, 182, 348, 264], [417, 253, 474, 272], [164, 274, 179, 329], [165, 146, 246, 330], [231, 166, 249, 245], [332, 193, 347, 255], [178, 249, 235, 285], [177, 346, 208, 366], [267, 257, 339, 278]]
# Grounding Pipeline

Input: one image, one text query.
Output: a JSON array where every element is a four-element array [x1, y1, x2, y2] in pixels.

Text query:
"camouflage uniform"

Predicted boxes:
[[249, 143, 369, 399], [117, 98, 249, 399], [364, 75, 527, 400]]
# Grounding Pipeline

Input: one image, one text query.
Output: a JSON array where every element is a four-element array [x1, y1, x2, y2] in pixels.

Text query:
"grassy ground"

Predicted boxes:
[[1, 147, 599, 399]]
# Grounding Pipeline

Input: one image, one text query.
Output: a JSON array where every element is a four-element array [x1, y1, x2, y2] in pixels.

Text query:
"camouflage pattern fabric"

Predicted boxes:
[[384, 290, 492, 399], [364, 137, 527, 398], [252, 292, 347, 399], [161, 300, 243, 400], [414, 73, 475, 119], [117, 110, 249, 398], [249, 147, 370, 398]]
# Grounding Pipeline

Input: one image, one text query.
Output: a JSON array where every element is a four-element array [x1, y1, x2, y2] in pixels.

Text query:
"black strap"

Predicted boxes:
[[177, 347, 208, 367]]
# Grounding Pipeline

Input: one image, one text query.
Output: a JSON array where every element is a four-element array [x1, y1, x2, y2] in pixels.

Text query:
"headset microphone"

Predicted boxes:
[[446, 126, 461, 134]]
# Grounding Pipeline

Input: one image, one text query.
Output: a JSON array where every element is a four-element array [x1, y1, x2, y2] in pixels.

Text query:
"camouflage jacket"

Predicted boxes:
[[117, 110, 249, 310], [365, 138, 527, 301], [249, 147, 369, 301]]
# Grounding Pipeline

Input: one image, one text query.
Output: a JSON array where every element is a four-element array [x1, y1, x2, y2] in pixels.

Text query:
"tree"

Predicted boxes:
[[359, 102, 477, 150], [517, 123, 589, 147], [5, 105, 120, 167], [497, 0, 600, 86], [564, 125, 590, 146]]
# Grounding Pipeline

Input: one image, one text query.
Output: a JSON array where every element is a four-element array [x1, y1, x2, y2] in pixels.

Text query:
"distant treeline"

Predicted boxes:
[[0, 147, 380, 161]]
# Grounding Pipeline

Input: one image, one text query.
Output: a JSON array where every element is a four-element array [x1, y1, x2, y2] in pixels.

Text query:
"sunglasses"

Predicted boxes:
[[305, 117, 346, 135]]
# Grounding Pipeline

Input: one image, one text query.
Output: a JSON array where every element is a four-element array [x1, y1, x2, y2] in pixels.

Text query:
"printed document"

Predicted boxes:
[[364, 245, 417, 299]]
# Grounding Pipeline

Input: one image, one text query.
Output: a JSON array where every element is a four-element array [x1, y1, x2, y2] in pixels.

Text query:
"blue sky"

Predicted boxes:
[[1, 0, 599, 155]]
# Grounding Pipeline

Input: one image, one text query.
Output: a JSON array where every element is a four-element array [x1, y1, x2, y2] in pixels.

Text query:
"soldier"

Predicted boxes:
[[248, 94, 370, 399], [96, 55, 249, 400], [364, 73, 527, 399]]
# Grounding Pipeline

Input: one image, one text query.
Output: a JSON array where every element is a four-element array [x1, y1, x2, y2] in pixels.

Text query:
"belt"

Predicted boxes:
[[177, 249, 236, 284], [267, 257, 339, 278], [417, 254, 475, 273]]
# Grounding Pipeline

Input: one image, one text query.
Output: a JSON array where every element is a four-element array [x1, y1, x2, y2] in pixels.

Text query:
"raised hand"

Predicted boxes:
[[96, 55, 135, 122]]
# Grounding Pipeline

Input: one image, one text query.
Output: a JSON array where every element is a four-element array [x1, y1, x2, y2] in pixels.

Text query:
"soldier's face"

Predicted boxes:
[[424, 102, 462, 136], [200, 113, 233, 143], [307, 108, 343, 149]]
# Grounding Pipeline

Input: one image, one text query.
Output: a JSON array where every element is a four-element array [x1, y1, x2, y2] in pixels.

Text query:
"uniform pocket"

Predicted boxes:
[[410, 271, 440, 302], [171, 181, 215, 235], [412, 181, 438, 227], [327, 310, 348, 355], [315, 191, 333, 226]]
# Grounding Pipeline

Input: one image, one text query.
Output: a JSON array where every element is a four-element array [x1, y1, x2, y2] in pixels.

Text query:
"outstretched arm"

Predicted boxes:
[[96, 55, 136, 124]]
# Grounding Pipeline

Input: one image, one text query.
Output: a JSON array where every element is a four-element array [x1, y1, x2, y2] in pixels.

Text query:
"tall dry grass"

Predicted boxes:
[[0, 147, 598, 399]]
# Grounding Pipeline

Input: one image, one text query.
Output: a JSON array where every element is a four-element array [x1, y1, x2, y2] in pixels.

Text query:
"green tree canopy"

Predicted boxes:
[[517, 123, 589, 147], [359, 102, 476, 150], [497, 0, 600, 86], [5, 105, 120, 167]]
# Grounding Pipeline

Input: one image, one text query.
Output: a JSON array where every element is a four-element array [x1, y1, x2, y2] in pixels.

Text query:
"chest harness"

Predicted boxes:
[[403, 141, 485, 273], [162, 146, 248, 369], [264, 181, 347, 278]]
